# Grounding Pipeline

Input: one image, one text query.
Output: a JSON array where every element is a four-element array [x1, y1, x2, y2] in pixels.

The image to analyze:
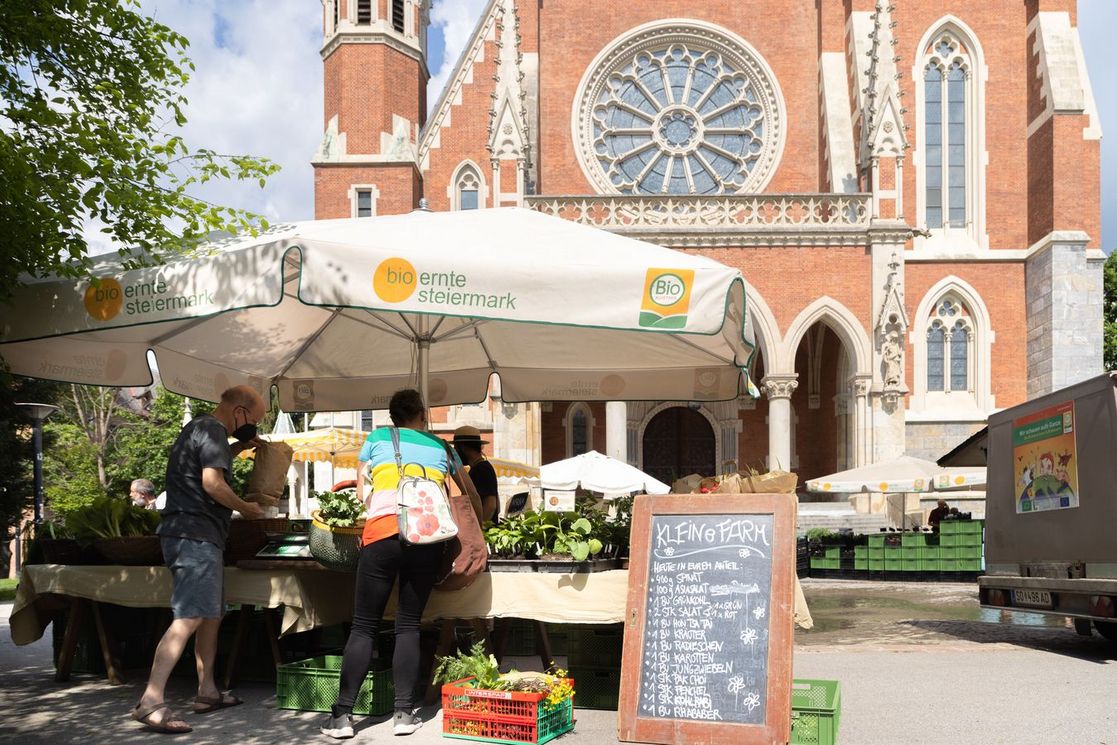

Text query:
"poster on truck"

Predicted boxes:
[[1013, 401, 1079, 513]]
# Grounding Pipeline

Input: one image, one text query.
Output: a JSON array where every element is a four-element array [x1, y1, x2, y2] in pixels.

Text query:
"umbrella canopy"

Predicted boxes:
[[805, 455, 986, 494], [540, 450, 669, 495], [0, 208, 757, 410]]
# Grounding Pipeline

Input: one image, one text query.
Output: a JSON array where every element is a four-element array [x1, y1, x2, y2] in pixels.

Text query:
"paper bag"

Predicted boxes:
[[245, 441, 294, 507]]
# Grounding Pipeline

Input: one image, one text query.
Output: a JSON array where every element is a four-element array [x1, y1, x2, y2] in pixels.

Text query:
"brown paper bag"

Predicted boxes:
[[245, 441, 294, 506]]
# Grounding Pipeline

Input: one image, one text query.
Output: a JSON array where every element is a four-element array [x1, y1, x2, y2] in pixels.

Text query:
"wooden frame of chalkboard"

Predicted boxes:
[[617, 493, 795, 744]]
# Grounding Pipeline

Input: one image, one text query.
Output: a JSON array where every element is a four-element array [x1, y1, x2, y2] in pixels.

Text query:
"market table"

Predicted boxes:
[[10, 564, 630, 685]]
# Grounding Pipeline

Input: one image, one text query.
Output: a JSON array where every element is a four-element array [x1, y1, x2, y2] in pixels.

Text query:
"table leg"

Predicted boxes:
[[223, 605, 253, 690], [90, 601, 125, 685], [261, 607, 283, 667], [532, 620, 553, 671], [55, 598, 86, 683]]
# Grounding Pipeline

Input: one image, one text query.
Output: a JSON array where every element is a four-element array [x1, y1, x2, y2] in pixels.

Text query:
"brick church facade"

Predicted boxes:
[[312, 0, 1102, 488]]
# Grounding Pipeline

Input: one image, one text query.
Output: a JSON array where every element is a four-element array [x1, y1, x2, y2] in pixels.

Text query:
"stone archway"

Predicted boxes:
[[790, 322, 854, 482], [641, 406, 716, 486]]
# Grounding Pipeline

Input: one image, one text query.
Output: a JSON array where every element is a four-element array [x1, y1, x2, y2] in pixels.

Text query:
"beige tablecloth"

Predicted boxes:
[[9, 565, 630, 646]]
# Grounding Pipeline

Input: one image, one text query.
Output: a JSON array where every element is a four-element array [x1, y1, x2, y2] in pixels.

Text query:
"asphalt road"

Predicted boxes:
[[1, 580, 1114, 744]]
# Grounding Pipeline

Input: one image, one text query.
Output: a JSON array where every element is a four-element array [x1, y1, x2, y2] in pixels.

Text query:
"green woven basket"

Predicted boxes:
[[309, 512, 364, 571]]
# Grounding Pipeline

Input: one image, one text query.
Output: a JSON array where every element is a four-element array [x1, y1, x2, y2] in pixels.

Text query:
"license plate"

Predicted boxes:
[[1012, 590, 1053, 608]]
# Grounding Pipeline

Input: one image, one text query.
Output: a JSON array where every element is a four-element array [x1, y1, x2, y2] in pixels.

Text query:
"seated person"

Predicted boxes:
[[928, 500, 950, 532]]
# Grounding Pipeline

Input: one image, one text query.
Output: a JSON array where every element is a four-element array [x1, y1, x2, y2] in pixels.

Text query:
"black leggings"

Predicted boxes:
[[334, 536, 444, 715]]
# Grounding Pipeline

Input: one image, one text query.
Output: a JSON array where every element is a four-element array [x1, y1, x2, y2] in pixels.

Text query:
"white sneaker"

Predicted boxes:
[[320, 713, 355, 739], [393, 709, 422, 736]]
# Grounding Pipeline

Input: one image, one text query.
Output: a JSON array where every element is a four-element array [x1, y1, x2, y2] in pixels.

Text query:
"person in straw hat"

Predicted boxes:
[[453, 425, 499, 525]]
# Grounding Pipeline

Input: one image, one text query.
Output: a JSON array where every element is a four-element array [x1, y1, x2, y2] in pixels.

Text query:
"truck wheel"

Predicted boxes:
[[1095, 621, 1117, 641]]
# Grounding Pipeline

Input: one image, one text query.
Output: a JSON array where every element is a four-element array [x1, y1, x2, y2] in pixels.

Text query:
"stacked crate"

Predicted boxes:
[[565, 624, 623, 710], [939, 519, 984, 573]]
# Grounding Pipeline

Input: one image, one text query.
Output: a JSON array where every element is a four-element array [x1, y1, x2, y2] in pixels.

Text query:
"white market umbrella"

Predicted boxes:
[[540, 450, 670, 495], [805, 455, 986, 494], [0, 208, 757, 410]]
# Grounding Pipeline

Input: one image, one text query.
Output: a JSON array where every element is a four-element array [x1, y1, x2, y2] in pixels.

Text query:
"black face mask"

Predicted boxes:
[[232, 407, 258, 443]]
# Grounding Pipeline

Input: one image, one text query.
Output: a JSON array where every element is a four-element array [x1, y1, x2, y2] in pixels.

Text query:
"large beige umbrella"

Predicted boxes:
[[0, 208, 757, 409]]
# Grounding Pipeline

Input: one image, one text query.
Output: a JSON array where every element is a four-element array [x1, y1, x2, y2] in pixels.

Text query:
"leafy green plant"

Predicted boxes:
[[432, 642, 503, 690], [36, 519, 73, 540], [64, 496, 160, 541], [314, 490, 363, 528], [484, 509, 604, 562], [806, 528, 837, 543]]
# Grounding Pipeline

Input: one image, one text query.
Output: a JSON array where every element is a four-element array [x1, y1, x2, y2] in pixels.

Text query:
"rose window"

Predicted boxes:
[[574, 23, 785, 196]]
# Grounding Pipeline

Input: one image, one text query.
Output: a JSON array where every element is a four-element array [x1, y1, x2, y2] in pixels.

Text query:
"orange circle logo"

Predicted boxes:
[[373, 258, 417, 303], [83, 278, 124, 321]]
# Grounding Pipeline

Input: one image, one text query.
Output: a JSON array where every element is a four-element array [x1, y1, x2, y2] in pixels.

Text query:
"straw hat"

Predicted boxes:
[[452, 425, 490, 446]]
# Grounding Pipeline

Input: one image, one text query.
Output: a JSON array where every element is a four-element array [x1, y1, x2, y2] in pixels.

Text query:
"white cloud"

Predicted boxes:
[[427, 0, 489, 113], [143, 0, 322, 223]]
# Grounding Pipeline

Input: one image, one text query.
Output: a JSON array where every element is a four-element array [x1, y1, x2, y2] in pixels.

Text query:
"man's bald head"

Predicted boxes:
[[221, 385, 265, 415]]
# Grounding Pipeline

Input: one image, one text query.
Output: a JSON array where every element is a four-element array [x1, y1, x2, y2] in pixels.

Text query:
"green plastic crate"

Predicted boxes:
[[921, 559, 942, 572], [900, 547, 920, 560], [960, 559, 983, 572], [276, 655, 393, 715], [569, 666, 619, 710], [566, 624, 623, 668], [503, 619, 536, 656], [901, 533, 926, 547], [940, 559, 960, 571], [939, 520, 959, 534], [960, 520, 984, 534], [791, 679, 841, 745], [868, 546, 885, 559], [939, 547, 959, 560], [823, 547, 841, 559], [901, 559, 920, 571], [543, 624, 569, 656], [867, 534, 886, 547], [885, 546, 902, 558], [868, 559, 885, 571], [853, 559, 868, 570], [921, 546, 941, 559], [940, 533, 959, 547], [958, 546, 984, 560], [853, 546, 867, 558], [884, 559, 902, 571]]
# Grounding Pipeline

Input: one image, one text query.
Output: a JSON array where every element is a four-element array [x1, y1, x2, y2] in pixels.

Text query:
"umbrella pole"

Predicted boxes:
[[418, 337, 430, 410]]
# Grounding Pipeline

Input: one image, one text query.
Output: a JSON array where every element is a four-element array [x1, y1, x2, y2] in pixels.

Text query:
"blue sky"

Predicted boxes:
[[122, 0, 1116, 251]]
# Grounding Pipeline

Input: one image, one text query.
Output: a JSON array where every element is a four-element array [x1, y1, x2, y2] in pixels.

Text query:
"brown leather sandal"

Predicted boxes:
[[132, 702, 193, 734], [193, 692, 244, 714]]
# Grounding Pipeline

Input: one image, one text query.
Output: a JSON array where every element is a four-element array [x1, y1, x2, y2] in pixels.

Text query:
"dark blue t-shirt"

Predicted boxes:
[[158, 414, 233, 547]]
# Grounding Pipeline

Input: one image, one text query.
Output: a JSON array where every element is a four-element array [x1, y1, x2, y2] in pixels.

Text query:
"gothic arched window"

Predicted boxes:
[[925, 297, 972, 394], [917, 22, 985, 247], [455, 169, 479, 210], [566, 403, 594, 457]]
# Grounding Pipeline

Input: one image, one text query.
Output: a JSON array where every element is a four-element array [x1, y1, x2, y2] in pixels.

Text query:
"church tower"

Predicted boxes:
[[313, 0, 429, 218]]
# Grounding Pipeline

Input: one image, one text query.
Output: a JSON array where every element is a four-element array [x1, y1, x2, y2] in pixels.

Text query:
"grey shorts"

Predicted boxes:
[[161, 536, 225, 619]]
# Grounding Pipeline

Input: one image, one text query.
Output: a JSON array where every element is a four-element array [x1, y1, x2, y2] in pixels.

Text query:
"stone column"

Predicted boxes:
[[763, 375, 798, 472], [1025, 232, 1103, 397], [605, 401, 628, 463], [852, 375, 872, 467]]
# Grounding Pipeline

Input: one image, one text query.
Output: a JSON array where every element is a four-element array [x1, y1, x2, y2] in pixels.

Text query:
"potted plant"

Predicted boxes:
[[64, 497, 163, 565], [27, 519, 87, 565], [309, 490, 365, 571]]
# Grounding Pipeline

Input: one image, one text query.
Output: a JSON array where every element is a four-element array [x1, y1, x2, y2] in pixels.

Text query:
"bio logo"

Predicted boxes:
[[373, 257, 418, 303], [639, 268, 694, 329], [83, 278, 124, 321], [648, 273, 686, 307]]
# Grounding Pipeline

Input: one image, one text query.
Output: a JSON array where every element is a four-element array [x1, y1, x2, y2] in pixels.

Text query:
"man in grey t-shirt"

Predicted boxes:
[[132, 385, 266, 734]]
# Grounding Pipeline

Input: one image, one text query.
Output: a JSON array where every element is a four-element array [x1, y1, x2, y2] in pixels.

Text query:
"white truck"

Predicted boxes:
[[977, 372, 1117, 640]]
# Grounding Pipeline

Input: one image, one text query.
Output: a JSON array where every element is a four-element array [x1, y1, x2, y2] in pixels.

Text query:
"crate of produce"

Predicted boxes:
[[901, 533, 926, 547], [276, 655, 393, 716], [568, 666, 618, 710], [790, 679, 841, 745], [867, 534, 886, 547], [566, 624, 623, 668], [442, 677, 575, 744]]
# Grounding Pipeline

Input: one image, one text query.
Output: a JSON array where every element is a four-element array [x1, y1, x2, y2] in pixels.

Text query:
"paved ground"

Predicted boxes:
[[1, 579, 1115, 744]]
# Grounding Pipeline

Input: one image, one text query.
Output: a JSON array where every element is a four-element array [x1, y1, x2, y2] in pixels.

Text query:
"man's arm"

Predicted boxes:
[[202, 467, 265, 519]]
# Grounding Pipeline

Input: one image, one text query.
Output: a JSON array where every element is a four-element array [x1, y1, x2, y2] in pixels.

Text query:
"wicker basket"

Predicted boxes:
[[309, 512, 364, 571], [225, 517, 290, 565], [93, 536, 165, 566]]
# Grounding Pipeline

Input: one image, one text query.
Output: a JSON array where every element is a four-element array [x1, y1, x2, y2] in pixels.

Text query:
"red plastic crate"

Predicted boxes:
[[441, 677, 575, 744]]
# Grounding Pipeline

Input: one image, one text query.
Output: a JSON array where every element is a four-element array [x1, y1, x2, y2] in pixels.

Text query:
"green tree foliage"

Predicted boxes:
[[0, 373, 63, 527], [0, 0, 280, 298], [1105, 252, 1117, 371]]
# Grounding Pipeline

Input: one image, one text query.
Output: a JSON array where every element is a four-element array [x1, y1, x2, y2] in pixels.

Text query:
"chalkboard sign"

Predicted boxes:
[[618, 494, 795, 744]]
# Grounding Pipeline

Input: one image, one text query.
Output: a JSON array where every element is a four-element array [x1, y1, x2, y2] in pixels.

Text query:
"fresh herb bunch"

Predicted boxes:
[[314, 490, 364, 528], [64, 496, 160, 542]]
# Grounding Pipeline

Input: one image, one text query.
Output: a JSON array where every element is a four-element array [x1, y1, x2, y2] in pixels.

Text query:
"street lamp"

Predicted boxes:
[[16, 402, 59, 524]]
